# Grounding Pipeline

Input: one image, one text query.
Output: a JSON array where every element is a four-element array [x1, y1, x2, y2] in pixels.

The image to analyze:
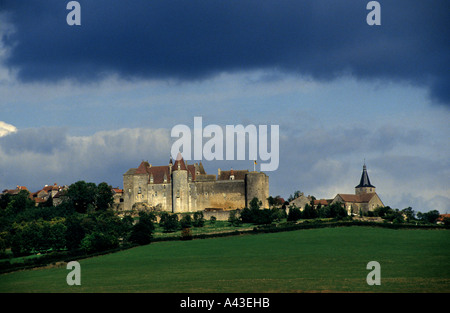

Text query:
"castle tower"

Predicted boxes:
[[355, 163, 376, 195], [171, 152, 189, 213], [245, 171, 269, 208]]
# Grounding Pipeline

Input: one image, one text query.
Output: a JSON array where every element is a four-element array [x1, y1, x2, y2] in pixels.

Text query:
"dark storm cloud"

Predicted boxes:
[[1, 0, 449, 105]]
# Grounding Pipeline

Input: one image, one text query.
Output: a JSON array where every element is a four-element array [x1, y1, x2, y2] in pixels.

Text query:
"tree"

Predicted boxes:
[[96, 182, 114, 211], [271, 207, 286, 222], [267, 196, 275, 208], [401, 207, 415, 222], [302, 203, 317, 219], [80, 231, 119, 253], [65, 214, 86, 251], [193, 211, 205, 227], [129, 212, 155, 245], [417, 210, 440, 224], [180, 214, 192, 229], [249, 197, 262, 210], [287, 206, 302, 222], [159, 212, 179, 232], [254, 209, 275, 225], [240, 207, 253, 223], [5, 190, 34, 216], [65, 181, 98, 214], [228, 211, 241, 226]]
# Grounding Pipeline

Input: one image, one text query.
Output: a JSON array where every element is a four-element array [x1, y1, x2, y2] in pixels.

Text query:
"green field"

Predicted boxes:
[[0, 226, 449, 292]]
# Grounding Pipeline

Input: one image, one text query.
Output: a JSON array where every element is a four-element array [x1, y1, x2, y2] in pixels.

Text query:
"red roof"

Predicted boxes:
[[313, 199, 330, 206], [133, 154, 197, 184], [437, 214, 450, 221], [336, 193, 376, 203]]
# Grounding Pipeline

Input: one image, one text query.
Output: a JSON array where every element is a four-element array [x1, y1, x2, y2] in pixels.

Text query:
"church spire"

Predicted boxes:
[[355, 163, 375, 194], [356, 163, 375, 188]]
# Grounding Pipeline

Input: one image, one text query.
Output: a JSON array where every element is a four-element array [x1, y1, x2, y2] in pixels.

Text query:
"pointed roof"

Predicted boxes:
[[173, 152, 187, 171], [355, 164, 375, 188]]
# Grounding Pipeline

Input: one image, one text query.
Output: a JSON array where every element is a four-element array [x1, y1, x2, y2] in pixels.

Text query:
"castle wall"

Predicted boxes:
[[147, 183, 172, 212], [123, 173, 134, 211], [123, 172, 148, 211], [194, 180, 246, 211]]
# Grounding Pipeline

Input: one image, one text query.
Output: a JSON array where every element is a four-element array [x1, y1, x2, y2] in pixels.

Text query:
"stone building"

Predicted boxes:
[[123, 153, 269, 213], [332, 164, 384, 214]]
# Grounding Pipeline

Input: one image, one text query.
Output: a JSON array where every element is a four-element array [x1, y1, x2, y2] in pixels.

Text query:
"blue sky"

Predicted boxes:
[[0, 1, 449, 213]]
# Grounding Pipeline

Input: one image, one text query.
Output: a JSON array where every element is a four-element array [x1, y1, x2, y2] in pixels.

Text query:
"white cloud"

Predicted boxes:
[[0, 121, 17, 137], [0, 127, 171, 192]]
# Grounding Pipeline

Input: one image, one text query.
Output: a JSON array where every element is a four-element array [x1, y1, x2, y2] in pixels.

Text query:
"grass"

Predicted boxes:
[[152, 220, 255, 239], [0, 226, 449, 293]]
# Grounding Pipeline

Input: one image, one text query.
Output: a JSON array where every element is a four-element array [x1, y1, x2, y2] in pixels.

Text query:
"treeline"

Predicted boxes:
[[0, 181, 137, 258], [1, 183, 446, 260], [284, 201, 444, 225], [0, 181, 211, 258]]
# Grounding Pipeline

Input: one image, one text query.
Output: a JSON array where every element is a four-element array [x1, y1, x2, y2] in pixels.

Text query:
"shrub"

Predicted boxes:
[[180, 228, 193, 240], [228, 211, 242, 226], [287, 206, 302, 222], [193, 211, 205, 227], [159, 212, 179, 232], [80, 232, 119, 253], [180, 214, 193, 229], [129, 222, 153, 245]]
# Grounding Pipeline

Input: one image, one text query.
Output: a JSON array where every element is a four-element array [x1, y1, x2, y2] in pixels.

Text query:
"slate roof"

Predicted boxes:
[[355, 164, 375, 188]]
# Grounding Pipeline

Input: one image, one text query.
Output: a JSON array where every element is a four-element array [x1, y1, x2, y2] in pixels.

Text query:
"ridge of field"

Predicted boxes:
[[1, 227, 449, 292]]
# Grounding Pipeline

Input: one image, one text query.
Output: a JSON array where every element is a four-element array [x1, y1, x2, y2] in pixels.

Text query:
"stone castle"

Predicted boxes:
[[123, 153, 269, 213]]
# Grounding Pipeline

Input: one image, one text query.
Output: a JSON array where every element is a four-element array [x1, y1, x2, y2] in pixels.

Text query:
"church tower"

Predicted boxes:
[[355, 163, 376, 195]]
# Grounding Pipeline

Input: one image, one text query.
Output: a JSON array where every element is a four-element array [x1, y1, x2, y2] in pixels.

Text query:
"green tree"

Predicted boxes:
[[65, 214, 85, 251], [96, 182, 114, 211], [180, 214, 193, 229], [65, 181, 98, 214], [417, 210, 440, 224], [302, 203, 317, 219], [159, 212, 179, 232], [129, 212, 155, 245], [80, 232, 119, 253], [287, 206, 302, 222], [401, 207, 415, 222], [228, 211, 242, 226], [271, 207, 286, 222], [249, 197, 262, 210], [240, 207, 253, 223], [5, 190, 34, 216], [193, 211, 205, 227]]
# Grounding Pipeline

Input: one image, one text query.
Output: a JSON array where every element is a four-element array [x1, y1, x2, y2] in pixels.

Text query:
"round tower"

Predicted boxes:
[[171, 153, 189, 213], [245, 172, 269, 209]]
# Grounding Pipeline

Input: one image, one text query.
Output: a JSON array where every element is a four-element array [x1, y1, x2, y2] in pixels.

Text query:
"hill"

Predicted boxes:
[[0, 226, 449, 292]]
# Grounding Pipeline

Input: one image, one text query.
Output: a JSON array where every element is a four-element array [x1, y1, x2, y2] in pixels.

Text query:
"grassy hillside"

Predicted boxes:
[[0, 226, 449, 292]]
